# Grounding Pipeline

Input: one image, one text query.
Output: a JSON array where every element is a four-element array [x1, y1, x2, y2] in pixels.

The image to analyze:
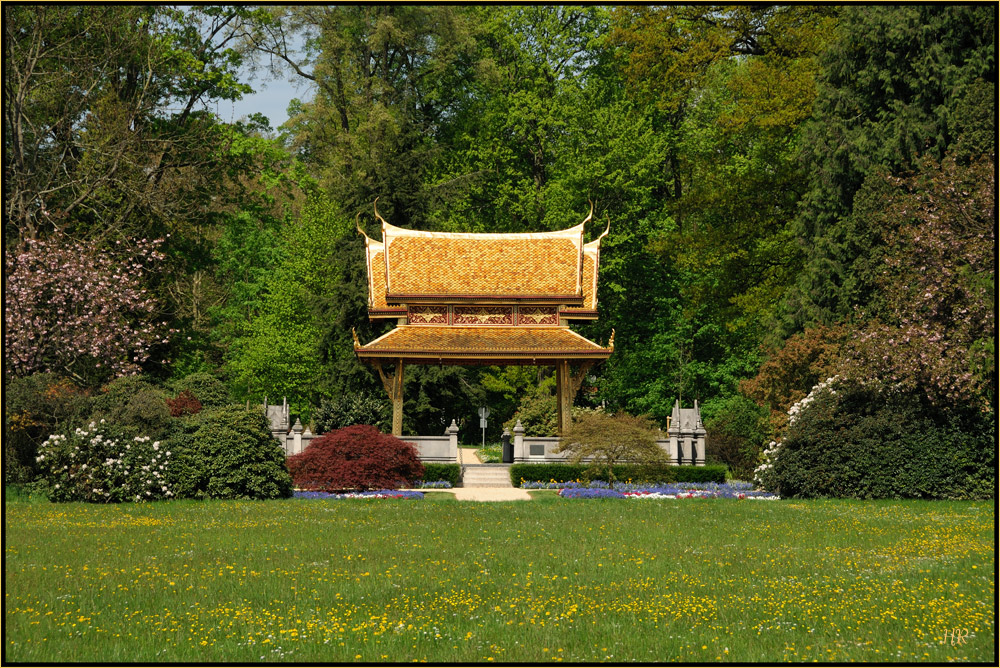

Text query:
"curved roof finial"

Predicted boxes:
[[600, 213, 611, 240], [608, 328, 615, 351], [352, 327, 362, 349], [373, 197, 388, 227], [581, 199, 594, 226], [355, 212, 366, 238]]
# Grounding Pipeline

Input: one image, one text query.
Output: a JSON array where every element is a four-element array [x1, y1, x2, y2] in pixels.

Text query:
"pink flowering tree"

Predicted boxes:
[[845, 155, 995, 409], [4, 234, 171, 385]]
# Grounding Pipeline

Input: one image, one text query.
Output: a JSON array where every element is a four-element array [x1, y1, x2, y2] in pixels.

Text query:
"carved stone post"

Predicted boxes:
[[292, 417, 303, 456], [447, 419, 459, 462], [513, 420, 525, 462]]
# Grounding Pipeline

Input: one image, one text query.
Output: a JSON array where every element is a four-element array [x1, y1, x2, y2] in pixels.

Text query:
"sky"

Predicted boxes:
[[218, 74, 313, 131]]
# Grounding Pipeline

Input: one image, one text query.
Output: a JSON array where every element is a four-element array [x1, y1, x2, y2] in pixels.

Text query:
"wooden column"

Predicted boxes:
[[556, 361, 569, 435], [556, 360, 596, 435], [375, 359, 405, 436]]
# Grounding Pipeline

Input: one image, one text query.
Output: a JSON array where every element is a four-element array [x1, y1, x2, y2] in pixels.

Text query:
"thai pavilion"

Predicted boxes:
[[353, 203, 613, 438]]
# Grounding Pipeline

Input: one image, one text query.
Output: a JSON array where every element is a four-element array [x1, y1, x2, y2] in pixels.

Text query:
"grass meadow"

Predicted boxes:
[[4, 492, 995, 663]]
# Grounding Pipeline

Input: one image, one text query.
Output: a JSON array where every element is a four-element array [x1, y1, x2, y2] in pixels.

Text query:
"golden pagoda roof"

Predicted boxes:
[[354, 325, 612, 365], [382, 222, 584, 302], [361, 204, 608, 317]]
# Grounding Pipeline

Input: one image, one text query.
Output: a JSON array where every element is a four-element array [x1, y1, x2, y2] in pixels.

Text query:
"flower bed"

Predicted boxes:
[[293, 490, 424, 500], [416, 480, 453, 489], [555, 481, 779, 500]]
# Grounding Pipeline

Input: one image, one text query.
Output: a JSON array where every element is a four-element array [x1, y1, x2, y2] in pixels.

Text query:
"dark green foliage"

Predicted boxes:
[[782, 4, 996, 334], [171, 373, 232, 409], [417, 464, 461, 487], [162, 412, 210, 500], [772, 384, 995, 500], [90, 376, 171, 439], [91, 376, 160, 413], [702, 395, 771, 480], [314, 389, 390, 433], [404, 366, 484, 443], [177, 407, 293, 500], [677, 465, 730, 483], [510, 463, 726, 486], [4, 374, 92, 484]]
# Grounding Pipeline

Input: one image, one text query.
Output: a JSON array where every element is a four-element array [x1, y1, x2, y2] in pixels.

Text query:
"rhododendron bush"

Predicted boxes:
[[4, 233, 171, 383], [37, 421, 173, 503], [287, 425, 424, 492]]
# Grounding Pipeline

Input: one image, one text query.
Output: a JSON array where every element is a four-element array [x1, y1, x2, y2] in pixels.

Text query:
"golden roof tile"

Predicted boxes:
[[562, 236, 602, 318], [355, 325, 611, 364], [381, 222, 585, 302]]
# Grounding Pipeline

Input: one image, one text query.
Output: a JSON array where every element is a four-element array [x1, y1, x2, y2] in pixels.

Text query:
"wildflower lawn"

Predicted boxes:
[[5, 494, 994, 663]]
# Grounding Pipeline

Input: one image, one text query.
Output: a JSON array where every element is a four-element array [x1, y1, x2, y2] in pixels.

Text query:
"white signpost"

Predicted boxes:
[[478, 407, 490, 448]]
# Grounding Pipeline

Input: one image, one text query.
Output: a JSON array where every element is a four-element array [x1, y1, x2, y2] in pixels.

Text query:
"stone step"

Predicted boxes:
[[462, 472, 513, 480], [461, 466, 513, 488]]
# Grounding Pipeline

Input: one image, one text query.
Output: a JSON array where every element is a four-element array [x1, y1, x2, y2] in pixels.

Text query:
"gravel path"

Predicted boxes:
[[450, 487, 532, 502]]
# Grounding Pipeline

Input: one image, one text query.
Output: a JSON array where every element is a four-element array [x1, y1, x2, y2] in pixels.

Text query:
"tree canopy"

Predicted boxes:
[[4, 4, 994, 459]]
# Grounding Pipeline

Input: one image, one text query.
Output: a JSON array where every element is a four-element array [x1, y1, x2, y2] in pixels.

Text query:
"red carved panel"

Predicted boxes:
[[453, 306, 514, 325], [518, 306, 559, 326], [408, 305, 448, 325]]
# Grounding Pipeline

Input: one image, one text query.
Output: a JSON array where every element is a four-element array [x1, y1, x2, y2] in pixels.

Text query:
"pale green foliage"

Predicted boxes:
[[556, 412, 668, 484], [218, 175, 351, 405]]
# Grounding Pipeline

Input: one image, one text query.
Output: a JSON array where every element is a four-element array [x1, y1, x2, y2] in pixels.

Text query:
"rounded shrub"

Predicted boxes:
[[287, 425, 424, 492], [771, 381, 995, 499], [37, 421, 173, 503], [171, 372, 232, 408], [5, 373, 92, 484], [179, 407, 293, 500], [91, 375, 171, 438]]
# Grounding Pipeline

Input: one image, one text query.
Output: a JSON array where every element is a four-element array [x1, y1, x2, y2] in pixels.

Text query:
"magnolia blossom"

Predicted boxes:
[[4, 234, 170, 380]]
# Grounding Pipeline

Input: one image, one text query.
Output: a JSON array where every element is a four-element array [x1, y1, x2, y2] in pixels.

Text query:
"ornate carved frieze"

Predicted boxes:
[[517, 306, 559, 326], [408, 305, 448, 325], [407, 305, 564, 326], [453, 306, 514, 326]]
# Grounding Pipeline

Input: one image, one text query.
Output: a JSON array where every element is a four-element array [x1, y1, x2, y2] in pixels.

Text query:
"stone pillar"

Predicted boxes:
[[679, 437, 690, 466], [447, 419, 459, 462], [513, 420, 525, 461], [292, 418, 303, 456]]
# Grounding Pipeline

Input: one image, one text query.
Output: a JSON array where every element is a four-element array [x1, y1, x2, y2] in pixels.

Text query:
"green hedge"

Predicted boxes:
[[509, 463, 726, 486], [419, 463, 461, 486], [772, 383, 995, 500]]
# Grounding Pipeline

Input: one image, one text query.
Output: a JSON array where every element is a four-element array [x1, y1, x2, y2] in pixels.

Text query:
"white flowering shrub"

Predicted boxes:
[[753, 376, 841, 492], [36, 421, 173, 503]]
